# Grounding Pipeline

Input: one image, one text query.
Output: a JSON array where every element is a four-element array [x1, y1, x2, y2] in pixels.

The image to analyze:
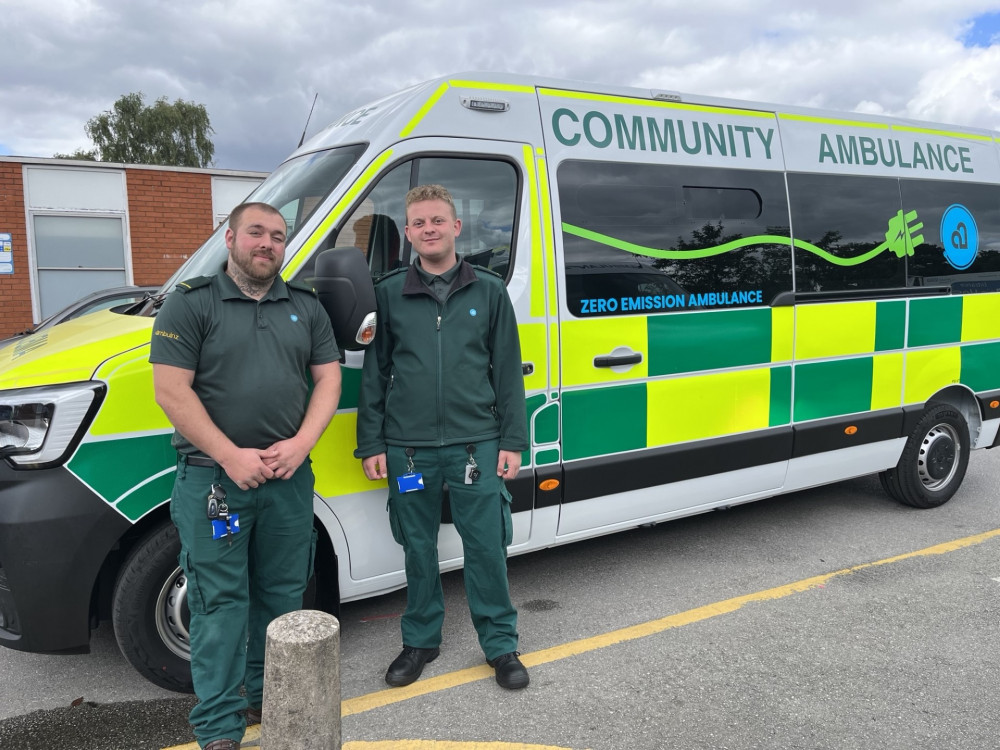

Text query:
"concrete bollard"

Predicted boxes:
[[261, 609, 341, 750]]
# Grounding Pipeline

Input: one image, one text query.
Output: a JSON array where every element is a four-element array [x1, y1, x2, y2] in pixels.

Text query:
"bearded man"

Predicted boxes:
[[150, 202, 341, 749]]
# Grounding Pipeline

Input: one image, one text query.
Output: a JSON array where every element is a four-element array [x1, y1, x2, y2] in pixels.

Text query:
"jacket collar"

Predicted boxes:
[[401, 258, 478, 297]]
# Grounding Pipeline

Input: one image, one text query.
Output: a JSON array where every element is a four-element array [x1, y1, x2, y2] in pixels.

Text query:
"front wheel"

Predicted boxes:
[[879, 404, 970, 509], [112, 522, 193, 693]]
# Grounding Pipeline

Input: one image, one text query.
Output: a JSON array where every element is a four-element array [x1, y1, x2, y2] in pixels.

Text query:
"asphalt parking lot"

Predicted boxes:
[[2, 451, 1000, 749]]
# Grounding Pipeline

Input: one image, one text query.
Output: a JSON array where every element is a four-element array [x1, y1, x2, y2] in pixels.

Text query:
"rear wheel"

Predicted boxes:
[[879, 404, 970, 509], [112, 522, 193, 693]]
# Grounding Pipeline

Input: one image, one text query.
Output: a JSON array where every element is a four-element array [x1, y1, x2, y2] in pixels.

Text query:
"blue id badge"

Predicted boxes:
[[396, 472, 425, 493], [211, 513, 241, 540]]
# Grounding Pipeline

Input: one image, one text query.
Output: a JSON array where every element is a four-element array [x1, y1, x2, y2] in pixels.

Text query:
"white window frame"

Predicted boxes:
[[22, 165, 134, 323]]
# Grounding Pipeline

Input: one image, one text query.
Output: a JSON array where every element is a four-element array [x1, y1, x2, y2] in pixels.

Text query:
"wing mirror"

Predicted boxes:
[[310, 247, 377, 352]]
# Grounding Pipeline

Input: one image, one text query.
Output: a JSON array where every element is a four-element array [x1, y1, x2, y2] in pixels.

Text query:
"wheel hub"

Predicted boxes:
[[155, 566, 191, 660], [917, 423, 960, 490]]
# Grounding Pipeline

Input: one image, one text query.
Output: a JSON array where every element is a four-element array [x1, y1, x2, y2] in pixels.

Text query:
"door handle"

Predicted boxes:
[[594, 351, 643, 368]]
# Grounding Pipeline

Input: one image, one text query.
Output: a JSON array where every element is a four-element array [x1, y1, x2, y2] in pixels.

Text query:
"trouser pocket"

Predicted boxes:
[[500, 482, 513, 547], [179, 550, 207, 615], [387, 497, 407, 545], [306, 527, 318, 580]]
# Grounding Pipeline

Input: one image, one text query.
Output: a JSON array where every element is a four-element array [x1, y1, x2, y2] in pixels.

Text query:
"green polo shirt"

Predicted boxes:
[[414, 257, 461, 303], [149, 269, 340, 454]]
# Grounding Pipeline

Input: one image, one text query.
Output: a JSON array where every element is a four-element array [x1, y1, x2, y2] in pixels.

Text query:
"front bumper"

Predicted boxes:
[[0, 459, 130, 653]]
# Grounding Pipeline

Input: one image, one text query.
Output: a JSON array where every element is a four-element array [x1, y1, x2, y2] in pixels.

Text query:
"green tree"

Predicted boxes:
[[78, 92, 215, 167], [52, 147, 97, 160]]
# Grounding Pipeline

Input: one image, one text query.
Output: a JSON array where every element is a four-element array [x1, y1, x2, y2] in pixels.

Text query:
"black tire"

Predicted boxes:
[[112, 522, 194, 693], [878, 469, 904, 504], [879, 404, 970, 509]]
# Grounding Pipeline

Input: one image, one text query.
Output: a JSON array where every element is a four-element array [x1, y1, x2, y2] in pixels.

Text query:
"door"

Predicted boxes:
[[549, 160, 796, 538], [297, 138, 555, 581]]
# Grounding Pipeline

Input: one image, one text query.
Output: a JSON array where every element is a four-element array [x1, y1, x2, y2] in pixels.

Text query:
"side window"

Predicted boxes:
[[787, 173, 905, 292], [415, 158, 518, 278], [900, 180, 1000, 293], [558, 161, 792, 317], [297, 157, 518, 282], [332, 164, 409, 276]]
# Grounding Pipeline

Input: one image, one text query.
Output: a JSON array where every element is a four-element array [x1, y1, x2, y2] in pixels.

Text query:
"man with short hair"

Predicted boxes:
[[151, 202, 342, 750], [355, 184, 530, 690]]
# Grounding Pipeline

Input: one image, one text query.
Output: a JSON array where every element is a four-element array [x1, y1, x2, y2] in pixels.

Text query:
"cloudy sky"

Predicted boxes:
[[3, 1, 999, 173]]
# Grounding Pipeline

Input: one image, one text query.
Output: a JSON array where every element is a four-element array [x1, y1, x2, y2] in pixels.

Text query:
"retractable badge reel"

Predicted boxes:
[[464, 444, 481, 484], [207, 483, 240, 544], [397, 448, 424, 493]]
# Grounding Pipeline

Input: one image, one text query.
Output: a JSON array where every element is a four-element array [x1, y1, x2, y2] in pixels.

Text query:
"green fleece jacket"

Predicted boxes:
[[355, 260, 528, 457]]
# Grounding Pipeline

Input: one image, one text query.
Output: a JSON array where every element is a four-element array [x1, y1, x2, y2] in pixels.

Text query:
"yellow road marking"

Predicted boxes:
[[345, 743, 582, 749], [164, 728, 581, 750], [341, 527, 1000, 716], [163, 527, 1000, 749], [162, 723, 258, 750]]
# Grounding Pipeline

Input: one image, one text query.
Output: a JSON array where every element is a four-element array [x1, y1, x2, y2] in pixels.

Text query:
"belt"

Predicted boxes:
[[185, 455, 218, 468]]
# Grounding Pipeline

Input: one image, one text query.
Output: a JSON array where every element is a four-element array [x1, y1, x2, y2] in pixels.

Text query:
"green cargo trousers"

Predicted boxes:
[[385, 439, 518, 660], [170, 457, 316, 748]]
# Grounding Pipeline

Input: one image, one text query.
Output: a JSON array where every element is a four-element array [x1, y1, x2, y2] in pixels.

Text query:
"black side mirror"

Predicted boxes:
[[310, 247, 377, 351]]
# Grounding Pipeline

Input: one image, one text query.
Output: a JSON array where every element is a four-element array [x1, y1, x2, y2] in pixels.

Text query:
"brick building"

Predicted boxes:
[[0, 157, 266, 338]]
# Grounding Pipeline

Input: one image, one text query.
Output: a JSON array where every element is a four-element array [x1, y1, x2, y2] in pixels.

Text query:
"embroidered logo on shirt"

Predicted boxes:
[[290, 314, 300, 323], [469, 309, 478, 317]]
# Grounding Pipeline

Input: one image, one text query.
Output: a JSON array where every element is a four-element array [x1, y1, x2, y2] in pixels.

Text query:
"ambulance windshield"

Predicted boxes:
[[158, 144, 367, 292]]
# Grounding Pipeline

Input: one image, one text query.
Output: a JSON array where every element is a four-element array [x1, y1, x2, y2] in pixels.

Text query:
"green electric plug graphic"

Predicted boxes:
[[885, 209, 924, 258]]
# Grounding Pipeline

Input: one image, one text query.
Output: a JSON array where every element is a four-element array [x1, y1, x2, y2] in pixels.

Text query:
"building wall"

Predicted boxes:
[[126, 169, 215, 287], [0, 163, 31, 337], [0, 158, 265, 338]]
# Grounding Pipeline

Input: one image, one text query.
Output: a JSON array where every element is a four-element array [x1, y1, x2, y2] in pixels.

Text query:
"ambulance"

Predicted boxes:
[[2, 73, 999, 691]]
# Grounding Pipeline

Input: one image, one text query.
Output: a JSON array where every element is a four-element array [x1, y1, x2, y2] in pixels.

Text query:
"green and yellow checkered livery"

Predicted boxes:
[[557, 293, 1000, 462]]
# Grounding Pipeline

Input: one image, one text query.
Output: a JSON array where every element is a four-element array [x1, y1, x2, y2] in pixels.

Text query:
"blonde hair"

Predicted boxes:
[[405, 184, 456, 220]]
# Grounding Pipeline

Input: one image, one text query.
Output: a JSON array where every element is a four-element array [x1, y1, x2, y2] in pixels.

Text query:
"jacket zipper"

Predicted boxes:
[[435, 302, 445, 445]]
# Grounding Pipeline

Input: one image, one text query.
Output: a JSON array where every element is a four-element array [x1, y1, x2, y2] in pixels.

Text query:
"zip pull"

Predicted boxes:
[[436, 315, 441, 330]]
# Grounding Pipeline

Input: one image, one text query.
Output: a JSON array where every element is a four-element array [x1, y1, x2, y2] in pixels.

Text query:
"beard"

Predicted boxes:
[[230, 249, 280, 282]]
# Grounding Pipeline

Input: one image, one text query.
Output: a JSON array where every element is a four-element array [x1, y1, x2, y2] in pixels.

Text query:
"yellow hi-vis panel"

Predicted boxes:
[[561, 316, 648, 387], [647, 368, 771, 446], [961, 293, 1000, 343], [771, 306, 794, 362], [904, 347, 961, 405], [312, 412, 375, 497], [795, 301, 876, 360], [871, 353, 904, 410], [518, 322, 547, 392], [92, 352, 171, 435], [522, 145, 546, 320]]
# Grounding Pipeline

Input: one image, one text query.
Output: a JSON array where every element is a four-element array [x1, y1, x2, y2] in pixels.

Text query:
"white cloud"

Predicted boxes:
[[907, 45, 1000, 130], [1, 0, 999, 171]]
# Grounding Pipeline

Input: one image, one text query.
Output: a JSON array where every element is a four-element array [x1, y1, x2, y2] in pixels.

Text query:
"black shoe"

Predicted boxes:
[[385, 646, 440, 687], [487, 651, 529, 689], [245, 706, 261, 726]]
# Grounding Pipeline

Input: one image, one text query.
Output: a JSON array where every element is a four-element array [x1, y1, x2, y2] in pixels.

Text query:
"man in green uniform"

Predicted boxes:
[[355, 184, 529, 690], [150, 202, 341, 750]]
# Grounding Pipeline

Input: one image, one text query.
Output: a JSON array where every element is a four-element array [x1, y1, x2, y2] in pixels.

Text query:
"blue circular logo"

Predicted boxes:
[[290, 314, 299, 323], [469, 308, 478, 317], [940, 204, 979, 270]]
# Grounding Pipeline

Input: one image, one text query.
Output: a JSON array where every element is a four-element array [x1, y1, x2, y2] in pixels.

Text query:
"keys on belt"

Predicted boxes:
[[206, 483, 239, 544]]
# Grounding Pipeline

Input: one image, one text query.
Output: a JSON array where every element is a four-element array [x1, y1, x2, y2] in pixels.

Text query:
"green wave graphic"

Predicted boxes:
[[562, 223, 889, 267]]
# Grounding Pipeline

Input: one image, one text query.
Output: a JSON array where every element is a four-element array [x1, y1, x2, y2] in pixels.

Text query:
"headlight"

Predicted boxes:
[[0, 383, 105, 468]]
